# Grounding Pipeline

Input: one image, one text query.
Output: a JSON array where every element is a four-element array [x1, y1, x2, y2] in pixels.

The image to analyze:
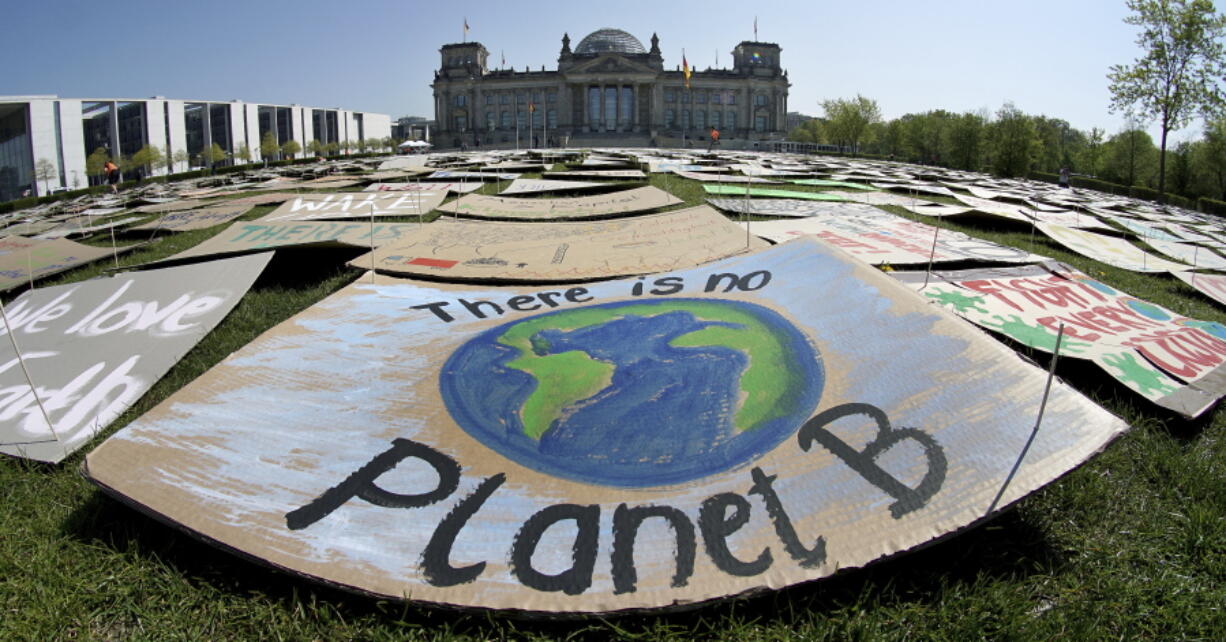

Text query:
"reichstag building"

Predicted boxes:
[[432, 28, 790, 145]]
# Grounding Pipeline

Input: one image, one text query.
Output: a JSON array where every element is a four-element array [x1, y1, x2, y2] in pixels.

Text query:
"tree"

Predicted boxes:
[[989, 102, 1039, 178], [944, 111, 987, 171], [281, 140, 301, 159], [1108, 0, 1226, 199], [260, 132, 280, 165], [130, 144, 162, 179], [86, 147, 109, 184], [1078, 127, 1107, 176], [172, 149, 189, 172], [1197, 117, 1226, 198], [820, 95, 881, 153], [201, 143, 227, 171], [152, 146, 170, 176], [1166, 139, 1195, 194], [34, 158, 57, 194], [307, 139, 324, 158], [1103, 125, 1158, 186], [236, 143, 252, 165], [324, 141, 340, 156]]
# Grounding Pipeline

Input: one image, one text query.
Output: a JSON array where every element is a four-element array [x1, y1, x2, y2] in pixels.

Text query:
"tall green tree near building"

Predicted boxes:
[[1108, 0, 1226, 199], [989, 102, 1039, 178], [236, 143, 252, 165], [820, 95, 881, 152], [130, 145, 162, 179], [281, 140, 301, 159], [260, 132, 279, 166], [86, 147, 109, 183]]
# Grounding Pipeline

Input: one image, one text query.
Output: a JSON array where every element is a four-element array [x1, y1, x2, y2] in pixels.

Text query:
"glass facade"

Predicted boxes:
[[184, 103, 207, 159], [210, 104, 231, 157], [276, 106, 293, 145], [116, 102, 146, 159], [0, 103, 33, 201], [82, 101, 114, 160]]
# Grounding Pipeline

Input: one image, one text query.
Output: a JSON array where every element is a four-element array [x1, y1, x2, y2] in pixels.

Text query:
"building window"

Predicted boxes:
[[486, 112, 495, 130], [665, 89, 676, 103], [603, 87, 617, 131], [727, 111, 737, 130], [486, 95, 495, 105], [681, 91, 690, 104], [712, 110, 721, 129], [712, 92, 722, 105], [696, 92, 707, 104], [695, 110, 706, 130], [517, 109, 527, 129], [681, 109, 691, 129], [532, 106, 543, 128], [547, 91, 557, 103], [500, 110, 511, 128], [500, 94, 510, 105], [754, 94, 768, 107], [755, 114, 766, 132], [455, 114, 467, 131], [726, 91, 736, 105], [532, 91, 542, 103], [547, 109, 557, 129], [588, 87, 601, 128], [618, 86, 633, 129], [665, 109, 675, 127], [455, 95, 467, 107]]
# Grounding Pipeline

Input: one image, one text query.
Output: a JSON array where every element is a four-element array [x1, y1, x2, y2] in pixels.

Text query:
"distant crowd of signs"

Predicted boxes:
[[0, 147, 1219, 613]]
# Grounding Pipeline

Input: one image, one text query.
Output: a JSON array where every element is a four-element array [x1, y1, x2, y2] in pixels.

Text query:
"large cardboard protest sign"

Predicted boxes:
[[703, 185, 848, 201], [0, 236, 117, 292], [674, 170, 777, 183], [1037, 223, 1192, 273], [542, 170, 647, 180], [901, 262, 1226, 417], [259, 192, 447, 222], [36, 216, 144, 239], [743, 213, 1044, 266], [85, 238, 1126, 613], [349, 206, 765, 282], [0, 253, 270, 462], [363, 182, 482, 194], [1144, 239, 1226, 270], [161, 221, 423, 263], [130, 203, 253, 233], [1174, 271, 1226, 308], [435, 186, 683, 220], [707, 198, 883, 218], [498, 178, 608, 195]]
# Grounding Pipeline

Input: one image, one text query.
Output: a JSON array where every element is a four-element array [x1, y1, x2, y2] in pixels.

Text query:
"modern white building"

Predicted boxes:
[[0, 95, 392, 201]]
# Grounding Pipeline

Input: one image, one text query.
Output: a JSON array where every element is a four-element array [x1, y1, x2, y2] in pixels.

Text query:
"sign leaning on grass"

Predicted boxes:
[[900, 262, 1226, 417], [86, 239, 1126, 613], [258, 191, 447, 222], [0, 253, 271, 462]]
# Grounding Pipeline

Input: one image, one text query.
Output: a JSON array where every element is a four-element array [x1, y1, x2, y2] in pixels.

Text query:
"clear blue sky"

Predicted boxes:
[[1, 0, 1204, 141]]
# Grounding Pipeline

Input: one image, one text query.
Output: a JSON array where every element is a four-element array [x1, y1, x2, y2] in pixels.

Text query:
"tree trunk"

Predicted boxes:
[[1158, 123, 1169, 203]]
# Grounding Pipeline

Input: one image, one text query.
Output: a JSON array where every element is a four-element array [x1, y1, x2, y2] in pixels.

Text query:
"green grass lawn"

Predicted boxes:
[[0, 170, 1222, 639]]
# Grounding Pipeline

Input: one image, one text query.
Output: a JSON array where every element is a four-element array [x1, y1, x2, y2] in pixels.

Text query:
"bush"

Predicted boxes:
[[1069, 175, 1130, 196], [1199, 197, 1226, 217]]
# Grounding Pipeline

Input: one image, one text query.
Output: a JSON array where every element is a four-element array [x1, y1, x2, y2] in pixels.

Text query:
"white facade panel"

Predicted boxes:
[[363, 113, 391, 142], [58, 100, 87, 189], [245, 104, 262, 163], [28, 99, 61, 195], [144, 99, 169, 176], [166, 101, 187, 173], [228, 102, 245, 160]]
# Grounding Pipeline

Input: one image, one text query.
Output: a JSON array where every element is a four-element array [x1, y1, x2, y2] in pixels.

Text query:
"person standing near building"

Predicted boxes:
[[1059, 166, 1071, 189], [708, 126, 720, 151], [103, 160, 120, 194]]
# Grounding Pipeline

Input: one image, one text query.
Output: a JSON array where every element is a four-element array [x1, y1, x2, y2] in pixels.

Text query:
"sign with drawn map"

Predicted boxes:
[[0, 253, 271, 462], [898, 262, 1226, 417], [348, 205, 765, 281], [85, 238, 1126, 613]]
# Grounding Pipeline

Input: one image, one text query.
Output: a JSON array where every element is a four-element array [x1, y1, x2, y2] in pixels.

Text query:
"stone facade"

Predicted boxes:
[[431, 28, 790, 145]]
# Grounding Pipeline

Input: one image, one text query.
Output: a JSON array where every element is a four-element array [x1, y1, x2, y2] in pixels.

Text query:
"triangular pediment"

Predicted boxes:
[[564, 54, 657, 76]]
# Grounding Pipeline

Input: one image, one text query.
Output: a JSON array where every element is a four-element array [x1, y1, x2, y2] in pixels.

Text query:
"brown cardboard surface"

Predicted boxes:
[[435, 186, 683, 220], [129, 204, 253, 232], [348, 205, 765, 281], [258, 192, 448, 222], [85, 238, 1127, 613], [158, 221, 425, 264], [0, 236, 119, 292], [1, 253, 271, 462]]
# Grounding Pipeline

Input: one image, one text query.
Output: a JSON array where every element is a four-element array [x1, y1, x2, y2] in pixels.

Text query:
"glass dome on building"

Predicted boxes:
[[574, 28, 647, 55]]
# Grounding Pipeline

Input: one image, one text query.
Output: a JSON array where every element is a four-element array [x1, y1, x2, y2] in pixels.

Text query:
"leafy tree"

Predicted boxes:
[[820, 95, 881, 152], [281, 140, 302, 159], [1166, 140, 1196, 194], [34, 158, 57, 194], [307, 139, 324, 158], [1103, 125, 1158, 186], [86, 147, 109, 183], [1197, 118, 1226, 198], [152, 146, 170, 175], [787, 119, 824, 144], [989, 102, 1039, 178], [325, 141, 340, 156], [1078, 127, 1107, 176], [1108, 0, 1226, 199], [901, 111, 951, 164], [944, 111, 987, 171], [202, 143, 227, 171], [260, 132, 280, 165], [236, 143, 252, 165], [130, 144, 162, 178], [172, 149, 189, 172]]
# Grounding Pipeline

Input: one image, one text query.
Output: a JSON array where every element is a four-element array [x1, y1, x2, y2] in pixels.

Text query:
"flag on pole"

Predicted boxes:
[[529, 103, 536, 113], [753, 16, 758, 40], [501, 50, 505, 68], [463, 17, 469, 42], [682, 50, 691, 89]]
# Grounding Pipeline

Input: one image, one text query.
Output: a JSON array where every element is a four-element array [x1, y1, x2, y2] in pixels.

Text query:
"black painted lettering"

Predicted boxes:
[[650, 277, 685, 296], [704, 272, 741, 293], [536, 291, 563, 308], [420, 473, 506, 587], [611, 504, 696, 595], [459, 298, 504, 319], [699, 492, 772, 577], [749, 467, 826, 568], [738, 270, 772, 291], [411, 301, 454, 322], [564, 287, 593, 303], [631, 277, 646, 296], [506, 295, 542, 312], [284, 438, 461, 531], [509, 504, 599, 595], [797, 403, 947, 519]]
